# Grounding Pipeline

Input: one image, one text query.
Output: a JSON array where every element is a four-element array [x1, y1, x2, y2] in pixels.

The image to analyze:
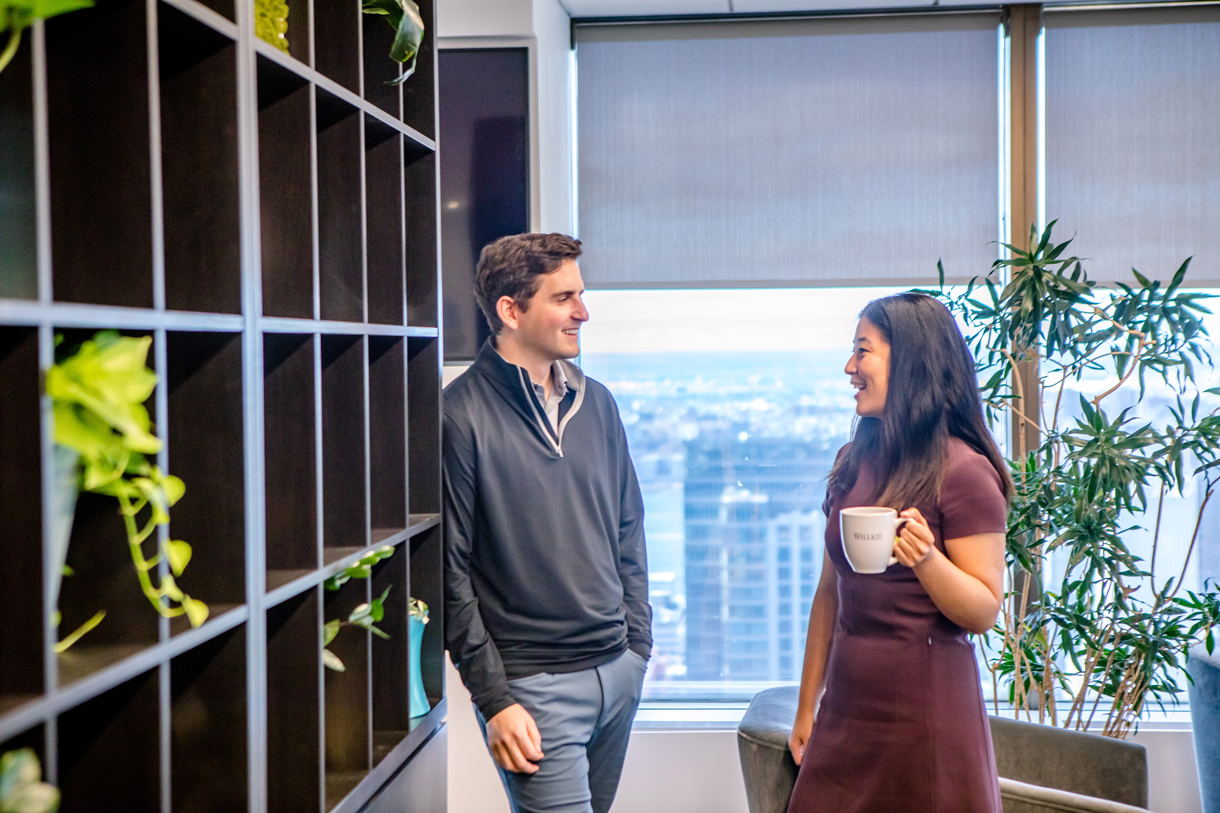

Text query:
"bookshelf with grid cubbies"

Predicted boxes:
[[0, 1, 446, 811]]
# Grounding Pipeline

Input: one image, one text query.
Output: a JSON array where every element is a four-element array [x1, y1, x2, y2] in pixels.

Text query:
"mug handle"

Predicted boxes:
[[889, 517, 912, 566]]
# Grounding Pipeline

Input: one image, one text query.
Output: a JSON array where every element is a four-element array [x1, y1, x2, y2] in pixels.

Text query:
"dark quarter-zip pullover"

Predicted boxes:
[[443, 339, 652, 721]]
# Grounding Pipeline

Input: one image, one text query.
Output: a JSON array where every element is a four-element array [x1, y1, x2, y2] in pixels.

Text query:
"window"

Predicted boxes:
[[580, 287, 906, 697], [572, 4, 1220, 706]]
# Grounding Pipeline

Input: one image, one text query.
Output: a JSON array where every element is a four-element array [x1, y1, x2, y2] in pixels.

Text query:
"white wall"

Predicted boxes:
[[436, 0, 535, 38], [446, 656, 750, 813], [1132, 728, 1203, 813]]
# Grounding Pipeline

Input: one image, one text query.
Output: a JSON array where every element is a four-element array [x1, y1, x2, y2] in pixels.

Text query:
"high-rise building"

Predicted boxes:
[[684, 434, 836, 681]]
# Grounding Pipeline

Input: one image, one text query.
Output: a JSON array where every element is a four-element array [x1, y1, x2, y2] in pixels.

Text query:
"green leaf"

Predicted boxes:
[[362, 0, 424, 82], [0, 747, 60, 813], [29, 0, 95, 18], [323, 619, 341, 646], [322, 648, 346, 672], [160, 574, 184, 602], [161, 473, 185, 506], [181, 595, 209, 627], [164, 540, 192, 577], [370, 586, 391, 622]]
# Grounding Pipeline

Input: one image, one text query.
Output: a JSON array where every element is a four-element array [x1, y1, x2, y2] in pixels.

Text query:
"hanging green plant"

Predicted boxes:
[[0, 1, 93, 76], [323, 545, 396, 672], [361, 0, 423, 86], [47, 331, 208, 651], [324, 586, 393, 673], [0, 748, 58, 813], [253, 0, 289, 53]]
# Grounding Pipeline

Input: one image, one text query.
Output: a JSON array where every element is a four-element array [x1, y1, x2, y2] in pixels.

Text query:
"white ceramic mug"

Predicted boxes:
[[839, 506, 911, 574]]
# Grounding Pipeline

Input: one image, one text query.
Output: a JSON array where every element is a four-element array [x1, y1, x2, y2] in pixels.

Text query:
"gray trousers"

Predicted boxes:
[[476, 648, 647, 813]]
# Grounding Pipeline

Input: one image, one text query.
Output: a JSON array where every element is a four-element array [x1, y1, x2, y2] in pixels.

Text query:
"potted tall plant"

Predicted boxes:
[[930, 222, 1220, 737]]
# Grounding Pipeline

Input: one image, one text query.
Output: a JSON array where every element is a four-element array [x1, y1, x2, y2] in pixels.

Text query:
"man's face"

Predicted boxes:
[[509, 259, 589, 360]]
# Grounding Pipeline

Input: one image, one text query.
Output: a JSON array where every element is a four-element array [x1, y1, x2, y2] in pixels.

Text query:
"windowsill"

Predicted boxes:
[[633, 702, 749, 731], [632, 702, 1195, 733]]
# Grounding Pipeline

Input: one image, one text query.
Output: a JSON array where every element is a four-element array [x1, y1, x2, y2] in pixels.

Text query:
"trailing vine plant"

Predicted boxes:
[[361, 0, 423, 85], [253, 0, 289, 53], [0, 1, 93, 76], [323, 545, 395, 672], [48, 332, 208, 651], [0, 748, 57, 813], [930, 221, 1220, 737]]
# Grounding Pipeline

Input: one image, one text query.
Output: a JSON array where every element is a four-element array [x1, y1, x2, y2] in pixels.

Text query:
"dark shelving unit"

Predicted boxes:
[[317, 89, 366, 323], [365, 122, 405, 326], [266, 589, 321, 813], [170, 626, 249, 813], [0, 1, 445, 812], [263, 332, 317, 587], [321, 334, 368, 557], [0, 37, 37, 300], [159, 4, 242, 314], [0, 329, 42, 713], [46, 0, 154, 309], [58, 670, 161, 813]]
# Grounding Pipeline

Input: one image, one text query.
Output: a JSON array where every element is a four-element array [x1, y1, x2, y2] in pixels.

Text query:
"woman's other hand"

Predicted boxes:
[[894, 507, 936, 568], [789, 708, 814, 765]]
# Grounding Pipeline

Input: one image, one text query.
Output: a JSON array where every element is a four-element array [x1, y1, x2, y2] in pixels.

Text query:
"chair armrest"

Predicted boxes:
[[999, 778, 1148, 812]]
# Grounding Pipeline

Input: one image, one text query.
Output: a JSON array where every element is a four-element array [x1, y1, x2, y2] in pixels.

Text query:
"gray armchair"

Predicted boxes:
[[1188, 645, 1220, 813], [737, 686, 1149, 813]]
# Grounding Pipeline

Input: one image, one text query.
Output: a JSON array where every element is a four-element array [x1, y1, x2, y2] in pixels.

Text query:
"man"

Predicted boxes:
[[443, 233, 651, 813]]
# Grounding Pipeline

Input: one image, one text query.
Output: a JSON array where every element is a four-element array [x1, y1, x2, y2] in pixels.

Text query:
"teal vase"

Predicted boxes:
[[408, 613, 430, 717]]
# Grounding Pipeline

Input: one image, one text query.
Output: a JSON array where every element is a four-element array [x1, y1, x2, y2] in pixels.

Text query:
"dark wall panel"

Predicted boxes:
[[438, 48, 529, 362]]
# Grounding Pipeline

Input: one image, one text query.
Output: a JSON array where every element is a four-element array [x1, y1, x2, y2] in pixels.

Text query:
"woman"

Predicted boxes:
[[786, 293, 1013, 813]]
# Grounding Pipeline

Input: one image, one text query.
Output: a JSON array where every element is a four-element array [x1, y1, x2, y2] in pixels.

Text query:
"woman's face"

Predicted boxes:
[[845, 316, 891, 418]]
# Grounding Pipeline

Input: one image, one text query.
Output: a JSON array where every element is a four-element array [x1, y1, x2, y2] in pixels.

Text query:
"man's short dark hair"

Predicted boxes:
[[475, 233, 583, 335]]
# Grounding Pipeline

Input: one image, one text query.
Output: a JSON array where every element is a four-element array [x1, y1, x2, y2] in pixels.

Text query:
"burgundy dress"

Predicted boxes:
[[786, 438, 1006, 813]]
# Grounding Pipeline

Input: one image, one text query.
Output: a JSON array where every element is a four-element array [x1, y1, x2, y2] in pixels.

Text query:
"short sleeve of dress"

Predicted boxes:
[[939, 443, 1008, 540]]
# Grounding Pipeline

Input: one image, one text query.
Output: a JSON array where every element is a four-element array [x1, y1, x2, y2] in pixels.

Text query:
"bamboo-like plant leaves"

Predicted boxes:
[[361, 0, 423, 85], [933, 221, 1220, 736]]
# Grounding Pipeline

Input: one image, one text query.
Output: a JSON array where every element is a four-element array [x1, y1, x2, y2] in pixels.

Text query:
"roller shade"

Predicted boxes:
[[575, 14, 1002, 288], [1044, 5, 1220, 285]]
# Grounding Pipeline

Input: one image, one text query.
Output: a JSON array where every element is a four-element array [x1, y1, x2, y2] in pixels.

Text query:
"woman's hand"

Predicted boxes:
[[894, 507, 937, 568], [788, 707, 815, 765]]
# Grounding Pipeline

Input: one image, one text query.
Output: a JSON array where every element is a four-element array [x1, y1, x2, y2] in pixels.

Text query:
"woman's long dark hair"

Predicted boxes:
[[829, 293, 1014, 510]]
